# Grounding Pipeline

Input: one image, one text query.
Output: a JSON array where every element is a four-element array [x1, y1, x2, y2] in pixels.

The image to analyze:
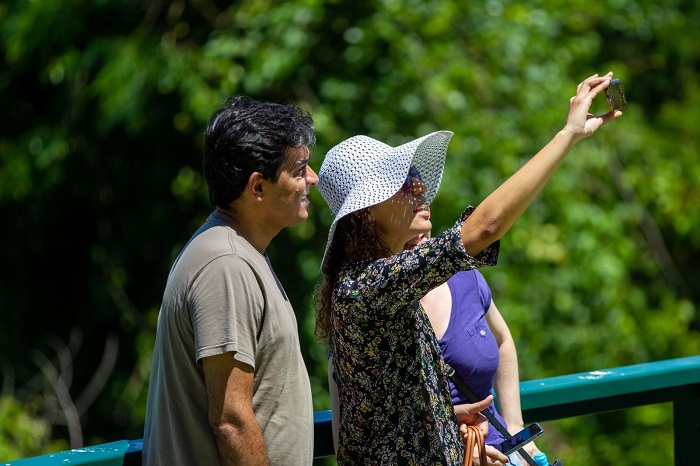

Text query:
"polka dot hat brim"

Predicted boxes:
[[317, 130, 454, 271]]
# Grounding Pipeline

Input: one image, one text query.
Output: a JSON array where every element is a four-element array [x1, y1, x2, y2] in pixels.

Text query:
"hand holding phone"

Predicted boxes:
[[493, 422, 544, 456]]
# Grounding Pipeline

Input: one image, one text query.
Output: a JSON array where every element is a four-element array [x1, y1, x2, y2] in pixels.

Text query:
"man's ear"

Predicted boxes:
[[247, 172, 265, 200]]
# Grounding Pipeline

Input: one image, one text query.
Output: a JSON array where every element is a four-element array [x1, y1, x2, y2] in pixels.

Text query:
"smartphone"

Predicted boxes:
[[494, 422, 544, 456], [606, 78, 628, 112]]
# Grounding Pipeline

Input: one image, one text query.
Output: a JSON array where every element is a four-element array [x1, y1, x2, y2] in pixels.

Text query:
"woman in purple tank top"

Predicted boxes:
[[416, 246, 542, 466]]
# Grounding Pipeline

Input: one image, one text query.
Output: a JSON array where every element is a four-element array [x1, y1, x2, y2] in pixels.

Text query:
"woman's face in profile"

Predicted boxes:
[[370, 167, 432, 253]]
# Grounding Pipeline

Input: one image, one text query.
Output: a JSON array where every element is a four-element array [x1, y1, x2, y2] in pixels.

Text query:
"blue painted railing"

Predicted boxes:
[[6, 355, 700, 464]]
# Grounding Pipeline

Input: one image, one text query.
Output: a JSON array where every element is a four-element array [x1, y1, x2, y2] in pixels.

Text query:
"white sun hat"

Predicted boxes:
[[317, 130, 454, 270]]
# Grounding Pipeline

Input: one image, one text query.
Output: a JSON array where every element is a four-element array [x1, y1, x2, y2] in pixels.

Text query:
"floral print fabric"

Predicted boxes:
[[331, 207, 500, 465]]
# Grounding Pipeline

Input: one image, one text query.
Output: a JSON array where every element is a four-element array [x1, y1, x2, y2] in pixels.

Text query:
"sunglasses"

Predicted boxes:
[[401, 166, 423, 194]]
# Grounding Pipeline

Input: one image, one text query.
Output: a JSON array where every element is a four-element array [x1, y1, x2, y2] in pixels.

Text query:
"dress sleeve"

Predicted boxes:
[[335, 206, 499, 321]]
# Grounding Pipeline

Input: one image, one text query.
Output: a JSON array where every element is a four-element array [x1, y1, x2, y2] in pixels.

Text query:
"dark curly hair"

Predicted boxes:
[[203, 95, 316, 208], [314, 209, 391, 341]]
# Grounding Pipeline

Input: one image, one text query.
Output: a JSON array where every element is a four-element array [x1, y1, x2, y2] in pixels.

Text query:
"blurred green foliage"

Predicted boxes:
[[1, 0, 698, 464], [0, 395, 68, 460]]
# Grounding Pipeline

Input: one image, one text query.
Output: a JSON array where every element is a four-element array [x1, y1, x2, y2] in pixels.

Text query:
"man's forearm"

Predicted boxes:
[[212, 420, 268, 466]]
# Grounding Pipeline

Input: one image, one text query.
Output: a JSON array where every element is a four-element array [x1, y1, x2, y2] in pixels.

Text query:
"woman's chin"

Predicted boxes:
[[404, 232, 430, 249]]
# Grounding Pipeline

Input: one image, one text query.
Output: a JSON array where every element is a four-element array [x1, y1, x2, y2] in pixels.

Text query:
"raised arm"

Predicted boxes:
[[461, 73, 621, 256]]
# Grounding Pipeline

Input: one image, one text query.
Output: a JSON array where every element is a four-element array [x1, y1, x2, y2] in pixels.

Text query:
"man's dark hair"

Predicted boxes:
[[203, 95, 315, 208]]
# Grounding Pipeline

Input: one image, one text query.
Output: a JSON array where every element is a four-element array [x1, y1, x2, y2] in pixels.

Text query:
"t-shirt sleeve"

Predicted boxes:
[[473, 269, 493, 311], [189, 255, 263, 369]]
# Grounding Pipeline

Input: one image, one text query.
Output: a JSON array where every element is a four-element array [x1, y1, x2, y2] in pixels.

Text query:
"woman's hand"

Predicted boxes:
[[455, 396, 492, 435], [562, 72, 622, 142], [456, 396, 510, 466], [483, 445, 509, 466], [460, 440, 509, 466]]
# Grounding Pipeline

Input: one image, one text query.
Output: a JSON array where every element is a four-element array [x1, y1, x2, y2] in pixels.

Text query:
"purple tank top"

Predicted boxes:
[[438, 269, 509, 446]]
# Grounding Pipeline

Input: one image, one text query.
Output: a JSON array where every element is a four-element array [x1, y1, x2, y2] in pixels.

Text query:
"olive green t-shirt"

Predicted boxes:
[[143, 212, 313, 465]]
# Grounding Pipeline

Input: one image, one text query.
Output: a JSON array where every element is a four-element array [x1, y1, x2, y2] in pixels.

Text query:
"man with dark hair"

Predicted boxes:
[[143, 96, 318, 465]]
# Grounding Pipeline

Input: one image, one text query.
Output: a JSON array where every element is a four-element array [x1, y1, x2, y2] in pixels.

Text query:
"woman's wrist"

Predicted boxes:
[[505, 421, 525, 435], [557, 126, 584, 146]]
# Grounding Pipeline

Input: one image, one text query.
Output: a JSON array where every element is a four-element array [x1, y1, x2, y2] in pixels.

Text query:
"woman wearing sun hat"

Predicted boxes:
[[316, 73, 621, 465]]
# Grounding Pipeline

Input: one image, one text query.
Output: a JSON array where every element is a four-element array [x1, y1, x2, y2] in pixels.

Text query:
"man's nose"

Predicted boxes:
[[306, 166, 319, 185]]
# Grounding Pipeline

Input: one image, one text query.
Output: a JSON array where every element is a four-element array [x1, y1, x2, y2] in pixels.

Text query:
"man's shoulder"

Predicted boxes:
[[184, 222, 262, 264], [175, 225, 229, 267], [166, 225, 250, 284]]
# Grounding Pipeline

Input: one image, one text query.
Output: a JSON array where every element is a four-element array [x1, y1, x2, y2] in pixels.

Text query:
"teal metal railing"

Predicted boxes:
[[6, 355, 700, 465]]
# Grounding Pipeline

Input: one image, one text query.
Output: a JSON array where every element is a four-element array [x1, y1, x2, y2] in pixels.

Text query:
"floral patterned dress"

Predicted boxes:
[[331, 208, 500, 465]]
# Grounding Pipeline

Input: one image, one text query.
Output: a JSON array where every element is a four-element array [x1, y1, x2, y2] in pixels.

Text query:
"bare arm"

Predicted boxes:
[[485, 300, 524, 433], [461, 73, 621, 256], [202, 353, 268, 466], [486, 300, 541, 458]]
